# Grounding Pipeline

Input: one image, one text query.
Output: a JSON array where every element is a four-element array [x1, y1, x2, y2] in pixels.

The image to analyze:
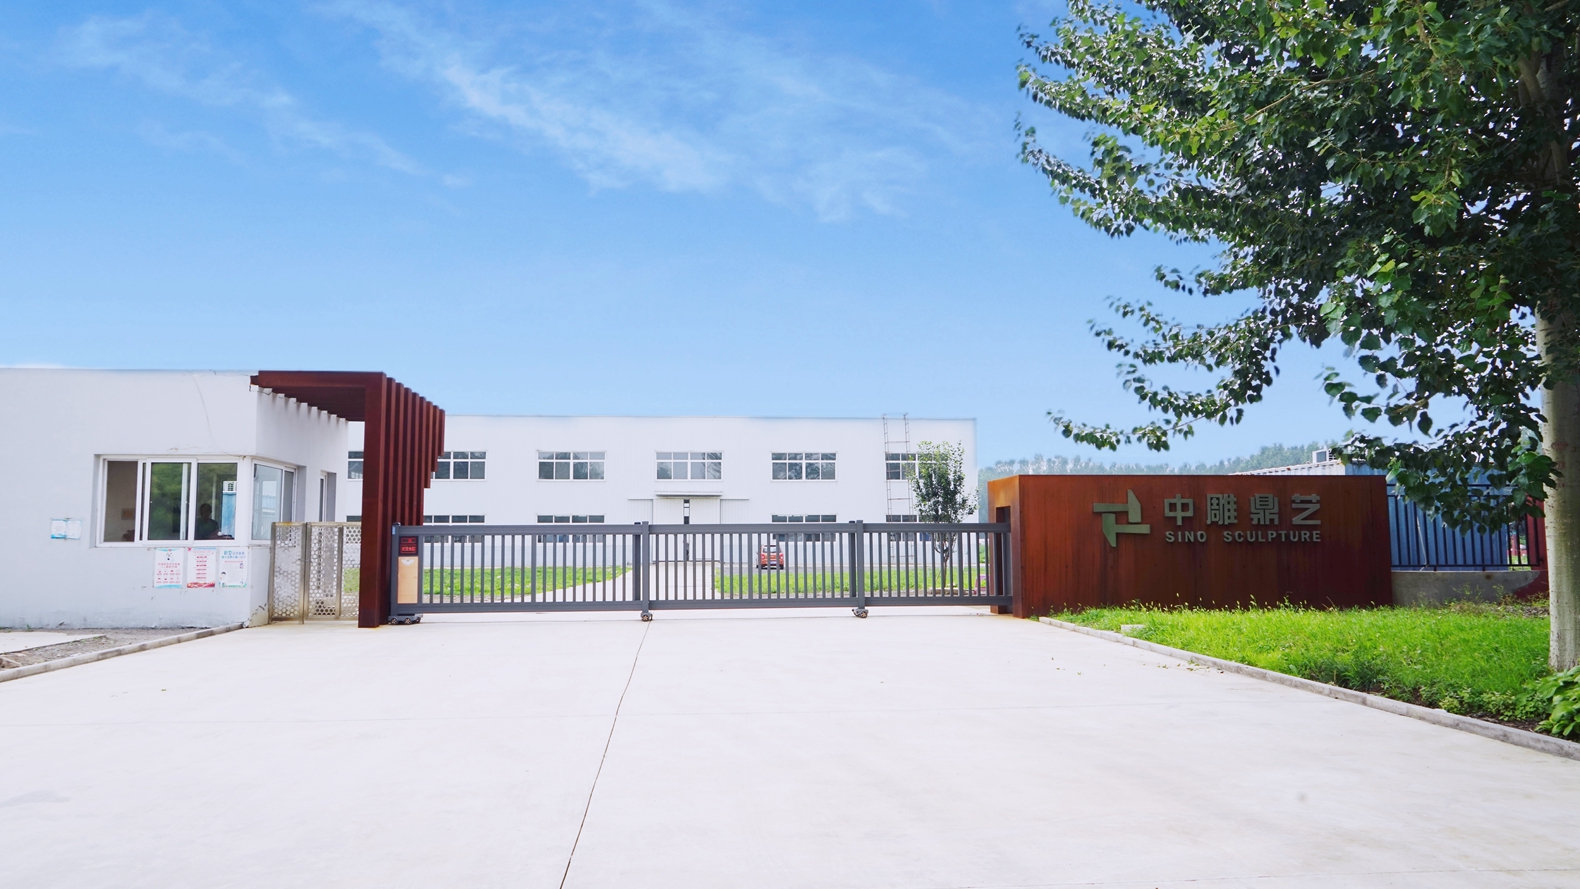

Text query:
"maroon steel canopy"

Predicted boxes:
[[251, 371, 445, 627]]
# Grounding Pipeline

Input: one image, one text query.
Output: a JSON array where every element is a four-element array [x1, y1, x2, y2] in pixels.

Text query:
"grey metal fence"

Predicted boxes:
[[389, 521, 1011, 620], [1387, 487, 1545, 572]]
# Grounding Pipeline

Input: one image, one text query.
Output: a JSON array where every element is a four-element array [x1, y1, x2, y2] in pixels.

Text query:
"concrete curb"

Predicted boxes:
[[1037, 616, 1580, 763], [0, 623, 246, 685]]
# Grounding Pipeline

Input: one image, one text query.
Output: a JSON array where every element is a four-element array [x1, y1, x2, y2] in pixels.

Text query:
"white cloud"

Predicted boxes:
[[56, 13, 424, 176], [321, 1, 991, 220], [136, 120, 246, 164]]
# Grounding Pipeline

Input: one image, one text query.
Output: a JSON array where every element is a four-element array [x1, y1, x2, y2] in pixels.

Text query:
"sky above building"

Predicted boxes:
[[0, 1, 1369, 464]]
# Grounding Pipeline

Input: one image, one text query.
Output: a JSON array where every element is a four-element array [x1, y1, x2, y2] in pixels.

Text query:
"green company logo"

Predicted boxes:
[[1093, 490, 1151, 547]]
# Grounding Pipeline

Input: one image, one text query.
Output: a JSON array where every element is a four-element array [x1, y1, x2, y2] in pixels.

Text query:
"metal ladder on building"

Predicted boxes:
[[882, 413, 913, 521]]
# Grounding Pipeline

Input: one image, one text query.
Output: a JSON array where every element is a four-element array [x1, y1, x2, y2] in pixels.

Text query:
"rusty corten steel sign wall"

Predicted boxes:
[[987, 474, 1393, 618], [252, 371, 445, 628]]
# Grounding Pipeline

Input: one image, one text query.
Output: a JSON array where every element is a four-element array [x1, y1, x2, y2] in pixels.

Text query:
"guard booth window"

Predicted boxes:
[[251, 464, 296, 540], [100, 459, 239, 543]]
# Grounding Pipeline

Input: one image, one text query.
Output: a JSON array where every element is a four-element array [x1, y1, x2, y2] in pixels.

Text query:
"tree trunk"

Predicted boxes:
[[1538, 313, 1580, 670]]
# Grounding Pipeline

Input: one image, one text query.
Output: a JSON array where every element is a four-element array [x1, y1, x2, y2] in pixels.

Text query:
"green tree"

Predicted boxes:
[[1018, 0, 1580, 666], [913, 441, 978, 576]]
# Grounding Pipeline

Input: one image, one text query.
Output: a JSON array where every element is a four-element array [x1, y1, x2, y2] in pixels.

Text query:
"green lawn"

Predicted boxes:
[[713, 568, 984, 596], [420, 566, 630, 598], [1056, 603, 1552, 723]]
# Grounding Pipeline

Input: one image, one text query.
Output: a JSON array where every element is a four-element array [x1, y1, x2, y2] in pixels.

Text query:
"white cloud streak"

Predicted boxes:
[[321, 1, 990, 220], [136, 120, 246, 164], [56, 13, 424, 175]]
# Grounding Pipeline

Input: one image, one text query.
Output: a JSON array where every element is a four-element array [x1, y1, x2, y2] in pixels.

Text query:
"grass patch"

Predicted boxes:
[[1055, 603, 1553, 724], [421, 566, 630, 598], [713, 568, 982, 595]]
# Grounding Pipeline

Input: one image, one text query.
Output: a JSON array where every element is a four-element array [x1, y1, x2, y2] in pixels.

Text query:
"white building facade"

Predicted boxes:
[[344, 415, 976, 530], [1, 370, 346, 628], [1, 368, 975, 627]]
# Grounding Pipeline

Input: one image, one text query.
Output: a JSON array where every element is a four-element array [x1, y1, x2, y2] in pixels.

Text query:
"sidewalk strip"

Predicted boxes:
[[1037, 616, 1580, 762], [0, 623, 246, 684]]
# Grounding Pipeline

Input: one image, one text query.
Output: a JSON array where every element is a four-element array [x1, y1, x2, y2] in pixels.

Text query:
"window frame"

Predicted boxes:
[[538, 450, 605, 481], [656, 451, 722, 481], [97, 456, 249, 547], [249, 460, 298, 542], [770, 513, 838, 542], [433, 451, 487, 482], [885, 452, 919, 481], [771, 452, 837, 481], [534, 514, 606, 543]]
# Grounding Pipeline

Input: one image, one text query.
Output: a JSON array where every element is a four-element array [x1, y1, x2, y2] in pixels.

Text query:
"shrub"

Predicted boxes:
[[1533, 667, 1580, 739]]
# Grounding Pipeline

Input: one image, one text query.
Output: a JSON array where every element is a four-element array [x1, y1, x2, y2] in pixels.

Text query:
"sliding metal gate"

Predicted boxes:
[[389, 521, 1011, 620]]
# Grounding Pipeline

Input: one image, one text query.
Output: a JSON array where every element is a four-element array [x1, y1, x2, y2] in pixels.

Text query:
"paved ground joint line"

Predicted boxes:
[[559, 620, 650, 889]]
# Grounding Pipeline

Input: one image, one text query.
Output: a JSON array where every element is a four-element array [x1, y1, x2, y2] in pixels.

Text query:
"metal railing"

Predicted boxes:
[[1387, 489, 1545, 572], [390, 521, 1011, 619]]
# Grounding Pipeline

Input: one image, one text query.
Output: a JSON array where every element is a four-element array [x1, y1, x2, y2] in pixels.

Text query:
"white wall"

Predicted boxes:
[[0, 370, 347, 628], [344, 415, 977, 526]]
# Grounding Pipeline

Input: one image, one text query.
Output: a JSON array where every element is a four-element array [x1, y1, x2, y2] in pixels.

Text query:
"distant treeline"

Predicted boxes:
[[977, 442, 1335, 493]]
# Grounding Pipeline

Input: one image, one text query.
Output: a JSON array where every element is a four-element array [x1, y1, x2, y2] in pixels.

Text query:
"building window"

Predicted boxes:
[[772, 452, 836, 480], [771, 513, 837, 542], [102, 459, 240, 544], [885, 514, 919, 541], [885, 453, 918, 480], [420, 515, 487, 543], [346, 515, 362, 522], [347, 451, 364, 479], [657, 452, 721, 480], [434, 451, 486, 480], [539, 451, 604, 480], [251, 464, 297, 540], [535, 514, 605, 542]]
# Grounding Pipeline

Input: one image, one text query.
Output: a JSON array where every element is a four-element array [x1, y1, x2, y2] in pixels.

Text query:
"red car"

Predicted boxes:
[[758, 543, 785, 570]]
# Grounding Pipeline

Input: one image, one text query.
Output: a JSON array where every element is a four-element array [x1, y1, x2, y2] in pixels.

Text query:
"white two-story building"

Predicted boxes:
[[344, 415, 976, 530]]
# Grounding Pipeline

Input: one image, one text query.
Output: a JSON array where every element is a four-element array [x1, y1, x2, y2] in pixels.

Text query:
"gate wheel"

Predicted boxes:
[[641, 612, 653, 622], [853, 608, 869, 619]]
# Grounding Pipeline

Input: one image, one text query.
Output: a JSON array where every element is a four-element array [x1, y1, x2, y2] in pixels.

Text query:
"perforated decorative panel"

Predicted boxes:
[[269, 523, 305, 621], [340, 523, 361, 621], [307, 524, 343, 618]]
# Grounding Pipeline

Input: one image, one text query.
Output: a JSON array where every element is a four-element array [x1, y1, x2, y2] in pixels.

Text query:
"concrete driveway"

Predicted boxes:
[[3, 609, 1579, 888]]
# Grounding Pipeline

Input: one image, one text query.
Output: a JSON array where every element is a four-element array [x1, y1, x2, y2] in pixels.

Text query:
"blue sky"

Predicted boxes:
[[0, 1, 1361, 464]]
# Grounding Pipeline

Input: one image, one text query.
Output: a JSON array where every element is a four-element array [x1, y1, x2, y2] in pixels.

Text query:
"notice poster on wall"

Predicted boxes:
[[186, 548, 217, 588], [49, 519, 82, 540], [153, 548, 185, 588], [217, 549, 248, 588]]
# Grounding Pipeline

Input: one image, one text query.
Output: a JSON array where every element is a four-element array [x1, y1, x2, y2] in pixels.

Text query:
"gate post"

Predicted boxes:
[[639, 522, 652, 621], [850, 520, 867, 618], [388, 523, 400, 622]]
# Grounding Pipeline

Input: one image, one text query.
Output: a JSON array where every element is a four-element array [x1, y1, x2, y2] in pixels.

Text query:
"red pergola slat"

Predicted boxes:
[[250, 371, 444, 627]]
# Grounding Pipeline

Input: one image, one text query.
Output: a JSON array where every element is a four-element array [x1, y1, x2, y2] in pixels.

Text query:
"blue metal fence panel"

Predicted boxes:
[[1387, 487, 1544, 571]]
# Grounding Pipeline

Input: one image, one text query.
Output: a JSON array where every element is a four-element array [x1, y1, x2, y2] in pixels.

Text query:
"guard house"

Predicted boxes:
[[0, 369, 442, 629]]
